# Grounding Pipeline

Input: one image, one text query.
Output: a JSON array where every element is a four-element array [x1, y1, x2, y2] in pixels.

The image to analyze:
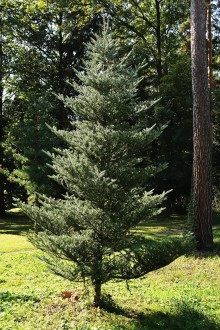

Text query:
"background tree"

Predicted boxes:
[[211, 0, 220, 200], [152, 55, 193, 214], [21, 23, 193, 307], [0, 10, 5, 215], [2, 0, 102, 202], [98, 0, 190, 84], [191, 0, 213, 249], [0, 0, 22, 213]]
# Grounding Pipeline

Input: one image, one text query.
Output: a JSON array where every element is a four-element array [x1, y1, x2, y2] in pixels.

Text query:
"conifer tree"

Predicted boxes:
[[21, 22, 193, 307]]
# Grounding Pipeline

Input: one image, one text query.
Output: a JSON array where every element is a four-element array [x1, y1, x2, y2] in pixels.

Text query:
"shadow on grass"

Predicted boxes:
[[0, 215, 33, 236], [0, 291, 40, 303], [101, 297, 219, 330], [134, 308, 219, 330]]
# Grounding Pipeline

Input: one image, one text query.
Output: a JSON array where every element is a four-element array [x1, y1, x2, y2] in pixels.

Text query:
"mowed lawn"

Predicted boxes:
[[0, 210, 219, 330]]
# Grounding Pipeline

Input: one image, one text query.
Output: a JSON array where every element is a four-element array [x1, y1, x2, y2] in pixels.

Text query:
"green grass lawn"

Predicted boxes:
[[0, 211, 219, 330]]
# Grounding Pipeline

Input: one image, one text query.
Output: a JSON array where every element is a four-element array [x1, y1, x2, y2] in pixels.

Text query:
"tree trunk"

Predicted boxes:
[[93, 280, 102, 307], [92, 250, 102, 307], [191, 0, 213, 249]]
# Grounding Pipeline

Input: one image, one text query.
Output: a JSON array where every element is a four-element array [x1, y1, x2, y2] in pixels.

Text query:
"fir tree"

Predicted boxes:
[[21, 22, 193, 307]]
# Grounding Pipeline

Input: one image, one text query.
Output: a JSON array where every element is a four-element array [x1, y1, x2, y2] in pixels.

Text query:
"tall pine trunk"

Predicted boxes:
[[191, 0, 213, 249]]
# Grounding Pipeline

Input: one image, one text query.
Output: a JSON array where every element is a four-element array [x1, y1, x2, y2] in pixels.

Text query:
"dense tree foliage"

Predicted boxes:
[[1, 0, 102, 207], [0, 0, 193, 212]]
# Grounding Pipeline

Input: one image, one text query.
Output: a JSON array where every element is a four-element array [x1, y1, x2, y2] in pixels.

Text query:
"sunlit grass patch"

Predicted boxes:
[[0, 211, 219, 329], [0, 234, 34, 253]]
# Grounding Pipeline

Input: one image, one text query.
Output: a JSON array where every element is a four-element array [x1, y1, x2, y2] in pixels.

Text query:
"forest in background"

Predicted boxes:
[[0, 0, 220, 217]]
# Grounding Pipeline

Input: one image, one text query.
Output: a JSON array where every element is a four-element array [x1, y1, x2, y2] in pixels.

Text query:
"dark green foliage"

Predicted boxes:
[[21, 22, 193, 306], [147, 55, 193, 213], [4, 94, 61, 202], [1, 0, 103, 204]]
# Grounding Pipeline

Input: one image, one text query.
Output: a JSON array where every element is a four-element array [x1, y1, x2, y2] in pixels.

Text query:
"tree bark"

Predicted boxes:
[[191, 0, 213, 249], [93, 280, 102, 307], [92, 250, 103, 307]]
